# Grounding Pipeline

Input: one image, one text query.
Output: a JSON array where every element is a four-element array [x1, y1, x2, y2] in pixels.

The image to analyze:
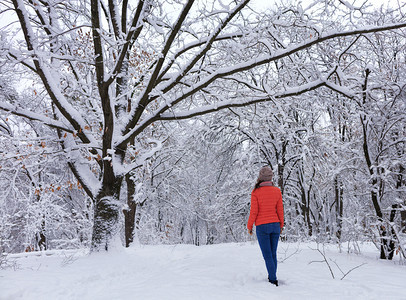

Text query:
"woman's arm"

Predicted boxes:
[[276, 190, 284, 229], [247, 192, 258, 231]]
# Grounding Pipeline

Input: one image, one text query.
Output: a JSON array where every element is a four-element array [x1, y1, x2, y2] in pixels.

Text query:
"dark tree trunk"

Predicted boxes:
[[378, 221, 396, 260], [124, 173, 137, 247], [37, 218, 47, 251], [299, 168, 313, 236], [277, 139, 288, 192], [360, 68, 394, 260], [334, 176, 344, 240], [402, 209, 406, 234], [91, 174, 123, 251], [397, 165, 406, 233]]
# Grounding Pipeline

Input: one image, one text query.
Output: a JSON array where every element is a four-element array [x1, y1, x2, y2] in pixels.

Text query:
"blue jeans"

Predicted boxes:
[[256, 222, 280, 281]]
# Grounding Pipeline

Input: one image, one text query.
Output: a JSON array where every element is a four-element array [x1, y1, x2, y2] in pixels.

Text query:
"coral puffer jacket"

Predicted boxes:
[[247, 184, 284, 231]]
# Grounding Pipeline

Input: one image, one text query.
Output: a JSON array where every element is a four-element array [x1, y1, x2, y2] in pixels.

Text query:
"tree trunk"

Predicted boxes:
[[277, 139, 288, 192], [360, 68, 395, 260], [378, 220, 396, 260], [334, 176, 344, 240], [91, 175, 123, 251], [397, 165, 406, 233], [299, 170, 312, 236], [36, 218, 47, 251], [123, 173, 137, 247]]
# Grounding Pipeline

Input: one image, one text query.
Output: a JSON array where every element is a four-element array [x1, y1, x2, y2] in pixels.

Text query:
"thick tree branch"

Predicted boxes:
[[159, 79, 330, 121], [91, 0, 105, 89], [108, 0, 121, 38], [156, 32, 246, 84], [11, 0, 95, 145], [121, 0, 128, 34], [156, 0, 251, 98], [123, 0, 196, 136], [28, 0, 52, 36], [0, 101, 74, 133], [67, 161, 95, 200], [117, 77, 351, 148], [105, 0, 146, 87], [7, 51, 36, 72]]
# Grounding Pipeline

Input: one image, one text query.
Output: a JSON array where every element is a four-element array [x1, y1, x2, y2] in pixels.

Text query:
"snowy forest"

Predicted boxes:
[[0, 0, 405, 262]]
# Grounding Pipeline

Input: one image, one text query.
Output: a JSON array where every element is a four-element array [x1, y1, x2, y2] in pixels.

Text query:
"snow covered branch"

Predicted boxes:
[[0, 101, 73, 133]]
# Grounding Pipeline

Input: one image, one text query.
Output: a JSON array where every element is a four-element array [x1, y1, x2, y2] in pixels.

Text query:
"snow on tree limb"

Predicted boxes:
[[105, 0, 147, 87], [155, 0, 251, 96], [11, 0, 97, 147], [143, 22, 406, 119], [123, 0, 198, 136], [0, 101, 74, 133], [156, 32, 246, 83], [156, 78, 355, 121]]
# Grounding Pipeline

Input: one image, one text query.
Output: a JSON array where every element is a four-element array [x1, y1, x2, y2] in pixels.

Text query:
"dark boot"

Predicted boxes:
[[268, 277, 278, 286]]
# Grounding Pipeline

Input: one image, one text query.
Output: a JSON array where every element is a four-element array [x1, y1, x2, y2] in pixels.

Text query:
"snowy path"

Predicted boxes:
[[1, 242, 405, 300]]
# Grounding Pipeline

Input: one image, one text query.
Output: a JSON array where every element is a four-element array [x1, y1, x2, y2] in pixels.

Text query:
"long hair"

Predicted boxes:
[[254, 179, 262, 190]]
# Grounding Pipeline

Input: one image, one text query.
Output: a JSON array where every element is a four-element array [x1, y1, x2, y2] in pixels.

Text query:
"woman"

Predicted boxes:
[[247, 166, 284, 286]]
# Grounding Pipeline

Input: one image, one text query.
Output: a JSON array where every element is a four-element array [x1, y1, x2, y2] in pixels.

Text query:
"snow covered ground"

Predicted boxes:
[[1, 241, 405, 300]]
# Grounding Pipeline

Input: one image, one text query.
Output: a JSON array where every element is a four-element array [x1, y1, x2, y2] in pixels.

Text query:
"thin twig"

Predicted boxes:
[[340, 262, 367, 280], [308, 246, 335, 279]]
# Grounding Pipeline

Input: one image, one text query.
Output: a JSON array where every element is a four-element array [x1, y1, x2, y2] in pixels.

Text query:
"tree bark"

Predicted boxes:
[[123, 173, 137, 247], [334, 176, 344, 240], [91, 175, 123, 251], [360, 68, 394, 259], [37, 218, 47, 251], [397, 165, 406, 234]]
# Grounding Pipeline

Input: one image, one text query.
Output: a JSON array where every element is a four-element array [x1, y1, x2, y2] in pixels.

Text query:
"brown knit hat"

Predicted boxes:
[[258, 166, 273, 182]]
